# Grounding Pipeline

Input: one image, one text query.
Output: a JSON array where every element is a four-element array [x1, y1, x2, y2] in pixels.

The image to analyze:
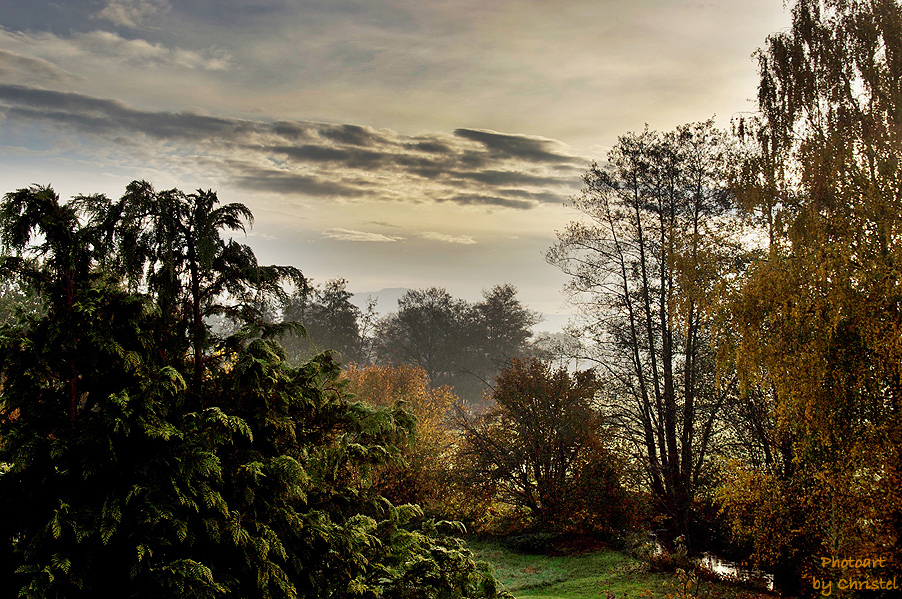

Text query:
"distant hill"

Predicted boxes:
[[530, 312, 571, 335]]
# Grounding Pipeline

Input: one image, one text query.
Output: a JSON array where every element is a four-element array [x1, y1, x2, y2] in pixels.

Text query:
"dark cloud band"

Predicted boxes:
[[454, 128, 577, 164], [0, 84, 586, 209]]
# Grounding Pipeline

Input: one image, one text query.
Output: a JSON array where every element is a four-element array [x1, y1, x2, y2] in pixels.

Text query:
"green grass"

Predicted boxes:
[[467, 539, 775, 599], [468, 539, 670, 599]]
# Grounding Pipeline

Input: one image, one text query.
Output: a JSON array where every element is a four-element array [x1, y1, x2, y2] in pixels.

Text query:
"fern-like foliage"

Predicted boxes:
[[0, 182, 509, 599]]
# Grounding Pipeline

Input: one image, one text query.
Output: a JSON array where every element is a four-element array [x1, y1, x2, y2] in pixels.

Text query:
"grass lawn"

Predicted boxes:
[[467, 539, 774, 599], [468, 539, 669, 599]]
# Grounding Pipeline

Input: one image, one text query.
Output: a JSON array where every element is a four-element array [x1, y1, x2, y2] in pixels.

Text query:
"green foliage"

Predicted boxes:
[[0, 182, 508, 598], [74, 180, 306, 394], [666, 567, 701, 599], [0, 273, 43, 329]]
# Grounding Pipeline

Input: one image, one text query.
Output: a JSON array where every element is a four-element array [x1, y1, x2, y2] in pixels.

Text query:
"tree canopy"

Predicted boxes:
[[719, 0, 902, 593], [0, 182, 509, 599]]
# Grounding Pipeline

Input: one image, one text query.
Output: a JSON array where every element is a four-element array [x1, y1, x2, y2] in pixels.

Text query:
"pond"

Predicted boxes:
[[639, 536, 774, 591], [698, 553, 774, 591]]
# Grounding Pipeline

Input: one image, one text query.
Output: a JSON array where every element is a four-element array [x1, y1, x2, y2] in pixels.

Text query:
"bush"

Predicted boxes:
[[502, 532, 566, 555], [341, 363, 458, 515], [455, 358, 633, 534]]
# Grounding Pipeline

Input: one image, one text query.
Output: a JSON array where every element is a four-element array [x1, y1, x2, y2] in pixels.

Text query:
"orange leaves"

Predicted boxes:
[[340, 363, 458, 512], [342, 363, 455, 434]]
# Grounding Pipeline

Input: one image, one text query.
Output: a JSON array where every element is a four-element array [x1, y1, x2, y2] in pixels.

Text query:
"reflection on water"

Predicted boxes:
[[698, 554, 774, 591], [637, 535, 774, 592]]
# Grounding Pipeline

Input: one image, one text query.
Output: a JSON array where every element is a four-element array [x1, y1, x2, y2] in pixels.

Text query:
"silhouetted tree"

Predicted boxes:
[[373, 285, 539, 405], [547, 121, 740, 546], [75, 180, 306, 395], [281, 278, 364, 366], [374, 287, 471, 390]]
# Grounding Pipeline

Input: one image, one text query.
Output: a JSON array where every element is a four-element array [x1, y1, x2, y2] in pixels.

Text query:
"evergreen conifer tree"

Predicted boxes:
[[0, 183, 508, 599]]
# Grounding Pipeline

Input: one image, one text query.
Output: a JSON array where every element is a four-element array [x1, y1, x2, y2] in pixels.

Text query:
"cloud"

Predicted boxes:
[[410, 140, 452, 154], [270, 121, 317, 141], [365, 221, 401, 228], [97, 0, 172, 28], [499, 188, 566, 204], [232, 169, 368, 198], [418, 231, 476, 244], [439, 194, 536, 210], [319, 124, 381, 147], [0, 50, 79, 85], [454, 128, 577, 164], [266, 144, 385, 168], [73, 30, 233, 70], [247, 231, 277, 241], [0, 85, 587, 210], [0, 27, 232, 73], [451, 169, 570, 187], [0, 85, 257, 141], [322, 228, 403, 242]]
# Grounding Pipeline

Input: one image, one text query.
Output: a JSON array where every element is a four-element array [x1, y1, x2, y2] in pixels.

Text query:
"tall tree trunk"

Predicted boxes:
[[187, 238, 204, 397]]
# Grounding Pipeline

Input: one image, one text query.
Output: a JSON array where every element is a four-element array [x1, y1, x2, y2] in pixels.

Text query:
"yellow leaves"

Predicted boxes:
[[343, 364, 450, 416], [340, 363, 458, 512], [100, 495, 121, 545], [341, 363, 455, 453], [50, 502, 67, 540], [158, 366, 187, 395], [226, 514, 251, 547], [201, 406, 253, 443], [716, 461, 792, 566], [50, 554, 71, 575]]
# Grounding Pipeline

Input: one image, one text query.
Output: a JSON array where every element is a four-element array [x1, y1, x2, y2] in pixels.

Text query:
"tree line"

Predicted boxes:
[[277, 281, 542, 407]]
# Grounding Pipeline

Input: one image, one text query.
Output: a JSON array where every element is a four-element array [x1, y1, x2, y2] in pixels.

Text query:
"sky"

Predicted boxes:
[[0, 0, 792, 331]]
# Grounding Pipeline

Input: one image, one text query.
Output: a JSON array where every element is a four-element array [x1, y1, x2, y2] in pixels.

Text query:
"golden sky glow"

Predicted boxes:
[[0, 0, 791, 327]]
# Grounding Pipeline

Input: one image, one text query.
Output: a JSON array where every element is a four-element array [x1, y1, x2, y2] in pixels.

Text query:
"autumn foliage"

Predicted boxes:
[[341, 363, 458, 513], [456, 358, 630, 533], [716, 0, 902, 594]]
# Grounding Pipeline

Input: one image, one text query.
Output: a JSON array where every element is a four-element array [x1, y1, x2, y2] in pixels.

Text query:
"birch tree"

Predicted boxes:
[[720, 0, 902, 593]]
